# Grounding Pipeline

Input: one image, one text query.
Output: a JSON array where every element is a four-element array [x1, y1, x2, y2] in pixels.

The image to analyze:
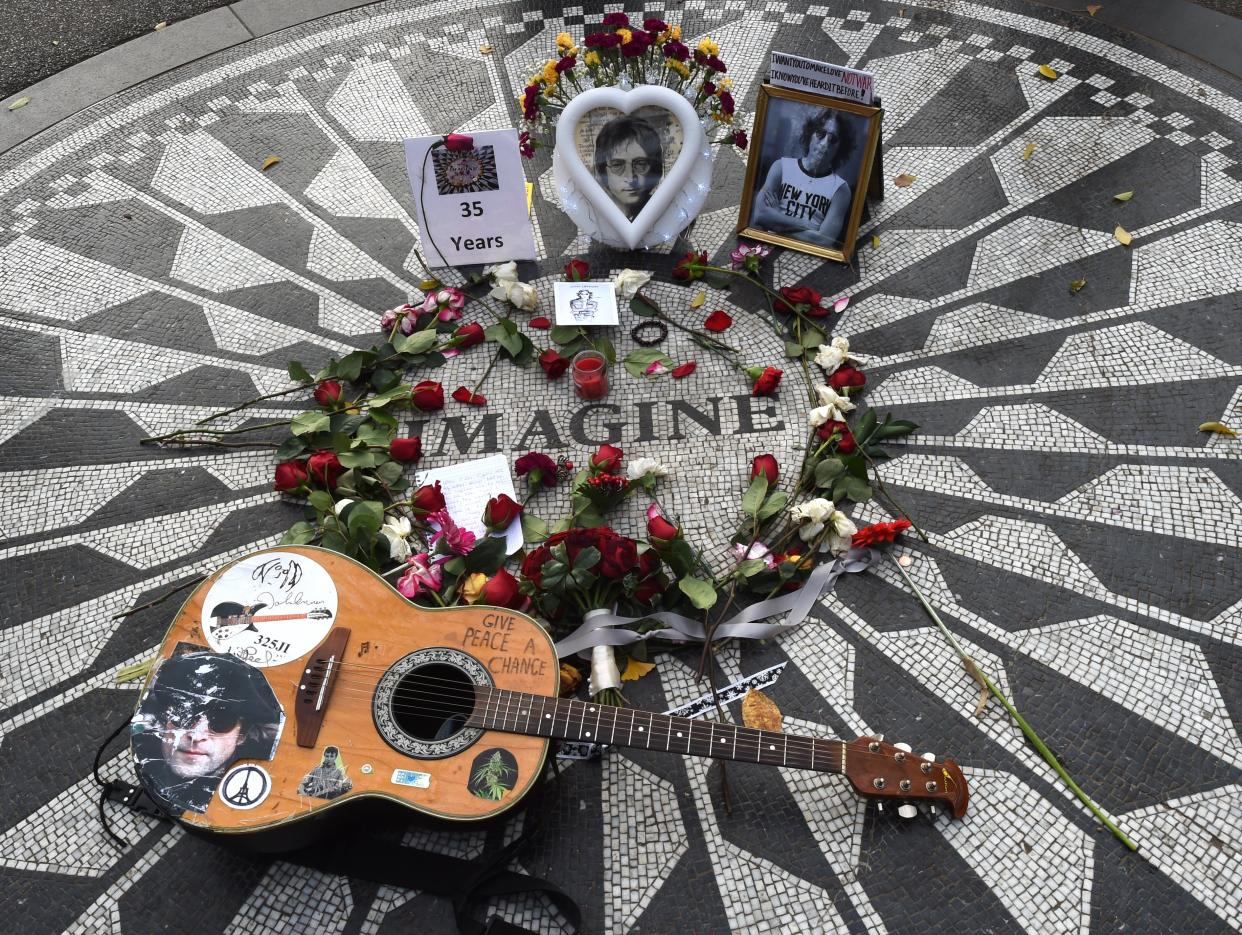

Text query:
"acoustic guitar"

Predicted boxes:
[[130, 545, 967, 839]]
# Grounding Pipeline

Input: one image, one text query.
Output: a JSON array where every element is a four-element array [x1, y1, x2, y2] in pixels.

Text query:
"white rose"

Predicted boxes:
[[626, 457, 670, 480], [825, 510, 858, 555], [814, 337, 852, 373], [810, 384, 856, 423], [790, 498, 835, 542], [380, 517, 413, 561], [808, 405, 833, 428], [490, 279, 539, 311], [485, 260, 519, 285], [613, 268, 653, 300]]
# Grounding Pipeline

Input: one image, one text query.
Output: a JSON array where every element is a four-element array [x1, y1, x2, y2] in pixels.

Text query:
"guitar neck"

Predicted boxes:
[[249, 613, 308, 622], [468, 687, 845, 774]]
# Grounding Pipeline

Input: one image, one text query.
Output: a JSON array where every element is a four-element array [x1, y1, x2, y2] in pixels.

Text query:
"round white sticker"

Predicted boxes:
[[201, 551, 337, 667], [219, 764, 272, 810]]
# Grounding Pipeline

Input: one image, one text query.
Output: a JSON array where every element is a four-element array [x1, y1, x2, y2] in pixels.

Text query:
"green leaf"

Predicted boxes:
[[678, 576, 718, 610], [338, 450, 380, 469], [874, 418, 919, 440], [521, 512, 549, 543], [275, 436, 308, 460], [738, 559, 768, 577], [337, 350, 373, 381], [442, 556, 466, 576], [784, 341, 805, 359], [740, 474, 768, 517], [307, 490, 335, 514], [346, 500, 384, 541], [854, 409, 878, 446], [833, 475, 873, 504], [662, 539, 697, 578], [573, 545, 602, 571], [394, 330, 438, 356], [280, 521, 317, 545], [370, 367, 399, 392], [596, 336, 616, 365], [622, 348, 673, 379], [368, 384, 412, 408], [800, 327, 825, 348], [320, 530, 351, 555], [463, 535, 507, 574], [630, 295, 659, 317], [814, 458, 846, 488], [369, 408, 397, 429], [756, 490, 788, 522], [549, 325, 581, 345], [291, 410, 330, 437], [330, 412, 369, 436], [376, 460, 404, 485], [288, 361, 312, 382]]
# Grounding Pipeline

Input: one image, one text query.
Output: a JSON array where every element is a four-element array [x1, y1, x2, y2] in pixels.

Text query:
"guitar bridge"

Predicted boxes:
[[295, 626, 351, 748]]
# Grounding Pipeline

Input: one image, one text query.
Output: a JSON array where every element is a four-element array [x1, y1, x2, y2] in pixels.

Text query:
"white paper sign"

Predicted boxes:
[[553, 281, 619, 327], [405, 130, 537, 267], [769, 52, 875, 105], [414, 454, 524, 554]]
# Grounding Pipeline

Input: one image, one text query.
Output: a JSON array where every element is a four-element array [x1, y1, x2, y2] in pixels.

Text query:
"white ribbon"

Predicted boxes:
[[588, 640, 622, 695]]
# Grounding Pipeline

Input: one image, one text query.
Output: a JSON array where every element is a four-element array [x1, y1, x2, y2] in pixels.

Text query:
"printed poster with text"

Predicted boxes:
[[405, 130, 537, 267]]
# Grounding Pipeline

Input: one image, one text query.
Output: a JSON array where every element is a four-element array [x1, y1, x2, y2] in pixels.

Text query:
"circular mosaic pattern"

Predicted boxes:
[[1, 2, 1240, 933]]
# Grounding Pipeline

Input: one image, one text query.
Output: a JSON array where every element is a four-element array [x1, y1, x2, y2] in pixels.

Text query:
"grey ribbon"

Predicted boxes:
[[554, 547, 875, 658]]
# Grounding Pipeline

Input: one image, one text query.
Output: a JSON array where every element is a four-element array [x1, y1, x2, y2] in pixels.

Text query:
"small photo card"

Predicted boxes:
[[553, 281, 619, 327], [404, 129, 537, 267]]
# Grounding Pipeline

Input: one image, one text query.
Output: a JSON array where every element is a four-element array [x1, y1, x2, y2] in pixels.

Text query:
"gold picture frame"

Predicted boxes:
[[736, 84, 882, 263]]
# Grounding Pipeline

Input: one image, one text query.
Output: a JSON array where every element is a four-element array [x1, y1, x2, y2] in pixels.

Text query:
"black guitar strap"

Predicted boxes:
[[95, 720, 580, 935]]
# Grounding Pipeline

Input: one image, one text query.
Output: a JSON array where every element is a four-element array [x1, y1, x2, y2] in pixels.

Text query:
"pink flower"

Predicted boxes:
[[381, 302, 419, 335], [427, 510, 477, 555], [729, 242, 771, 272], [396, 553, 443, 598], [421, 287, 467, 322], [645, 360, 669, 376], [730, 540, 777, 569]]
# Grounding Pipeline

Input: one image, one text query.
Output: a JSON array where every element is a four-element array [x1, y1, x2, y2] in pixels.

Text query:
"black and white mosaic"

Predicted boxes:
[[1, 1, 1240, 932]]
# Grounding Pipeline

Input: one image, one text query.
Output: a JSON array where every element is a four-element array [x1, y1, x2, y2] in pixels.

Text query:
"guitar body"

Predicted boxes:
[[132, 546, 558, 841]]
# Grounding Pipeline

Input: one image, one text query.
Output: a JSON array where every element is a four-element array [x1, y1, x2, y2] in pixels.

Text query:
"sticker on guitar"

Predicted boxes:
[[201, 552, 337, 667]]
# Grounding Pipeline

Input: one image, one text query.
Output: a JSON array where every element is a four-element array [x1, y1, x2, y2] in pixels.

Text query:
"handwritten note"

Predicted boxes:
[[415, 455, 524, 554]]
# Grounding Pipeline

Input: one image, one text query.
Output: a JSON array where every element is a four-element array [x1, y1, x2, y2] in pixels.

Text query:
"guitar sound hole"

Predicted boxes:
[[391, 663, 478, 741]]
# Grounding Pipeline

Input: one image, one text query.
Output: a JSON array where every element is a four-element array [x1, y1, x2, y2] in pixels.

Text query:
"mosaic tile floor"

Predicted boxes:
[[1, 1, 1240, 932]]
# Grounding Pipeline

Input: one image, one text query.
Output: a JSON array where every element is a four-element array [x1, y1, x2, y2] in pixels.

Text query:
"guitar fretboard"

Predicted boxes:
[[467, 687, 844, 773]]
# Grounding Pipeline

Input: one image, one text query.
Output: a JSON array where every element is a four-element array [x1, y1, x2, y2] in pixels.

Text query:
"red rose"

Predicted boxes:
[[389, 437, 422, 462], [671, 361, 696, 379], [453, 322, 485, 349], [752, 366, 783, 396], [733, 129, 748, 150], [775, 285, 825, 316], [648, 513, 680, 543], [515, 451, 558, 488], [521, 545, 551, 587], [307, 450, 343, 489], [411, 481, 446, 515], [751, 454, 779, 485], [483, 493, 524, 531], [480, 568, 523, 609], [274, 459, 308, 491], [634, 574, 665, 606], [411, 380, 444, 411], [672, 251, 708, 281], [313, 380, 342, 407], [590, 443, 623, 473], [599, 536, 638, 579], [530, 316, 551, 329], [539, 349, 570, 380], [637, 548, 661, 577], [565, 258, 589, 281], [704, 310, 732, 332], [829, 364, 866, 391], [452, 386, 487, 406], [444, 133, 474, 152], [817, 420, 856, 454]]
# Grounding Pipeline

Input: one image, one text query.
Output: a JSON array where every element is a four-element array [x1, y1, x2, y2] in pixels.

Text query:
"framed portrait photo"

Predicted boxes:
[[737, 85, 882, 263]]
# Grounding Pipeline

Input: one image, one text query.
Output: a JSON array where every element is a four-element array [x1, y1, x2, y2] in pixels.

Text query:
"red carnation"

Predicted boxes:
[[775, 285, 827, 317], [307, 450, 343, 489], [829, 364, 866, 391], [719, 90, 735, 114], [453, 322, 485, 349], [483, 493, 523, 532], [585, 32, 621, 48], [817, 420, 856, 454], [555, 55, 577, 73], [411, 380, 444, 411], [671, 361, 697, 379], [313, 380, 342, 408], [601, 11, 630, 26], [590, 443, 623, 473], [751, 454, 779, 485], [274, 459, 308, 492], [452, 386, 487, 406], [852, 519, 913, 548], [565, 258, 589, 281], [733, 129, 748, 150], [411, 481, 446, 515], [480, 568, 523, 609], [539, 348, 570, 380], [515, 452, 558, 488], [389, 437, 422, 462], [444, 133, 474, 152], [644, 18, 668, 32], [751, 366, 783, 396]]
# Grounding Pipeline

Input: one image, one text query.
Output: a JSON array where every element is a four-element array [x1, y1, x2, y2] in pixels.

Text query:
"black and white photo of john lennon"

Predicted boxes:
[[576, 106, 684, 221], [746, 96, 872, 251]]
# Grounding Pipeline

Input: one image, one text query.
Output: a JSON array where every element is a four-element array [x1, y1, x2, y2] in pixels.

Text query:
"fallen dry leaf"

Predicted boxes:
[[51, 39, 60, 46], [1114, 190, 1134, 202], [8, 97, 30, 111], [741, 688, 782, 731], [1114, 225, 1132, 246], [1086, 3, 1102, 14], [261, 155, 281, 171], [154, 21, 168, 30], [893, 173, 917, 188], [419, 278, 440, 290], [621, 658, 657, 682], [1199, 421, 1239, 437], [1069, 277, 1087, 293], [1022, 142, 1036, 161], [871, 234, 880, 250], [1037, 63, 1059, 80], [962, 657, 991, 718], [558, 662, 583, 696], [479, 43, 493, 54], [690, 290, 706, 308]]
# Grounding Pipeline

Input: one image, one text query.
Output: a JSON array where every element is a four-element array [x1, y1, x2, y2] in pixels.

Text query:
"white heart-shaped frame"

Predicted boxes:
[[553, 86, 713, 250]]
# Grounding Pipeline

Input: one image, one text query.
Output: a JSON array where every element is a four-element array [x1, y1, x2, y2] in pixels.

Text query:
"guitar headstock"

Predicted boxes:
[[842, 736, 969, 819]]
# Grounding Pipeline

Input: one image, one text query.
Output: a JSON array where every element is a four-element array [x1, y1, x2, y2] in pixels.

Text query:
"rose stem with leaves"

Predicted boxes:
[[890, 555, 1138, 851]]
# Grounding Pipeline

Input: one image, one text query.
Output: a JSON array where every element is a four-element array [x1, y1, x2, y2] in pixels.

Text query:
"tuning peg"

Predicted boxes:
[[874, 734, 884, 742], [898, 804, 918, 819], [929, 806, 938, 817], [921, 752, 935, 762], [893, 742, 912, 753], [876, 802, 884, 813]]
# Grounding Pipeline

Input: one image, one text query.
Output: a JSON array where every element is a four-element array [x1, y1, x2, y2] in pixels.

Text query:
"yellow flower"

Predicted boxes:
[[711, 110, 732, 124], [718, 77, 733, 92], [665, 59, 690, 79], [542, 60, 560, 85], [584, 50, 602, 68], [617, 27, 633, 44], [556, 31, 575, 51], [461, 573, 487, 604], [698, 37, 719, 57], [668, 24, 681, 39]]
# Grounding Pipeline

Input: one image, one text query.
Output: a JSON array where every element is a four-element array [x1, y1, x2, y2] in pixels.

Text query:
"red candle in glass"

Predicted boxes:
[[572, 350, 609, 400]]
